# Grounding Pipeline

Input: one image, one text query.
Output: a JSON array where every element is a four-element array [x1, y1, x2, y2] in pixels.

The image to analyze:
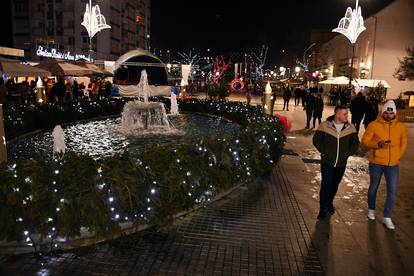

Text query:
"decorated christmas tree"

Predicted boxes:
[[395, 47, 414, 81]]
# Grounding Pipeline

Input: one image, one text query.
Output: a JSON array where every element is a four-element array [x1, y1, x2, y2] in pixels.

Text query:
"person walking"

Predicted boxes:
[[313, 105, 360, 219], [304, 91, 315, 129], [294, 86, 302, 107], [350, 92, 367, 133], [282, 85, 292, 111], [313, 93, 324, 128], [361, 100, 407, 229]]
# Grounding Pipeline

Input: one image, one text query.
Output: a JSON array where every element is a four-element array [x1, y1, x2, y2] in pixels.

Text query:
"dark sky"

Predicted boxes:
[[151, 0, 394, 62], [1, 0, 393, 64]]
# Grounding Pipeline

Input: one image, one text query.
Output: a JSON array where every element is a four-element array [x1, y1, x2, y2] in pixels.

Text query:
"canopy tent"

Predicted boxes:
[[76, 62, 113, 77], [319, 76, 350, 85], [0, 60, 51, 77], [36, 59, 94, 77], [352, 79, 391, 88], [117, 84, 172, 97], [320, 76, 391, 88]]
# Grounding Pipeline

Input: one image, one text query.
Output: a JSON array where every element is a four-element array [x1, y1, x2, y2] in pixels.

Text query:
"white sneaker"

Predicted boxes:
[[367, 209, 375, 220], [382, 217, 395, 230]]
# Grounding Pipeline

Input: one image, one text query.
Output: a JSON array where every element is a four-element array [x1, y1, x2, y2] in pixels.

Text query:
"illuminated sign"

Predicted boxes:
[[36, 46, 92, 62]]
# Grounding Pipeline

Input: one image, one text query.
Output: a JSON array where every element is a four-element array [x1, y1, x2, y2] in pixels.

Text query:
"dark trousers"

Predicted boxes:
[[294, 96, 300, 106], [283, 99, 290, 110], [313, 115, 322, 128], [306, 110, 313, 128], [352, 116, 363, 133], [320, 162, 346, 210]]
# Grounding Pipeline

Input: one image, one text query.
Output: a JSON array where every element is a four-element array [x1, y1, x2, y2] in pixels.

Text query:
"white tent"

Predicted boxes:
[[352, 79, 391, 88], [319, 76, 350, 85], [118, 85, 171, 97], [320, 77, 391, 88]]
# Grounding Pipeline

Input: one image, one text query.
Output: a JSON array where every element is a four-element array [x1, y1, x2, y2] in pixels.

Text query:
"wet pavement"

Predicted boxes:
[[0, 165, 324, 276]]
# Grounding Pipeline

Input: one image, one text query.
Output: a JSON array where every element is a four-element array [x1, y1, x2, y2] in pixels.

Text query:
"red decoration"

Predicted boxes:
[[230, 78, 245, 93], [213, 56, 231, 83], [275, 114, 292, 134]]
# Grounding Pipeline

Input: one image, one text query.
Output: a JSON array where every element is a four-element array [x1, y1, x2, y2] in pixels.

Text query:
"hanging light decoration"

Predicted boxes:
[[81, 0, 111, 50], [332, 0, 366, 44]]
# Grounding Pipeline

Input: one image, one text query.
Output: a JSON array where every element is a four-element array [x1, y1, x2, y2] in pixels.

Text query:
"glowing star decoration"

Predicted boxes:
[[81, 0, 111, 42], [332, 0, 366, 44]]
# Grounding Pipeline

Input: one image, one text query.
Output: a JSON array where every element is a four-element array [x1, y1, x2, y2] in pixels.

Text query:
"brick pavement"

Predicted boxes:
[[0, 165, 324, 276]]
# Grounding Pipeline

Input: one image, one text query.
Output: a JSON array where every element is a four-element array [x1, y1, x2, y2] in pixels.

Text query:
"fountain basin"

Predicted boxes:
[[7, 112, 240, 161]]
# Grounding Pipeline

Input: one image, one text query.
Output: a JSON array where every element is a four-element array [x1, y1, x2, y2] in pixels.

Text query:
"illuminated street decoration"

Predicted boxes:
[[81, 0, 111, 48], [332, 0, 366, 44], [36, 46, 91, 62]]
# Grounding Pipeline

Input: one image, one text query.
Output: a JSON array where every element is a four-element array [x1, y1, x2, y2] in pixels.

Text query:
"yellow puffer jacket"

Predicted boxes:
[[362, 115, 407, 166]]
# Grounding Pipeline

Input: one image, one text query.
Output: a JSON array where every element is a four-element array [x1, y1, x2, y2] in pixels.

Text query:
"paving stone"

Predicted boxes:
[[0, 165, 324, 275]]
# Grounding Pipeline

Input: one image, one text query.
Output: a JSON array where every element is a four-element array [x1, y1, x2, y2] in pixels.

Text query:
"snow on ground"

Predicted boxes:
[[301, 147, 370, 207]]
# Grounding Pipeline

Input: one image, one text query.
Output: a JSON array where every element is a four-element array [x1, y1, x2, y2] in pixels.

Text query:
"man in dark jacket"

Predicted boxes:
[[313, 105, 360, 219], [282, 85, 292, 111], [350, 92, 367, 133], [313, 93, 324, 128], [304, 91, 315, 128], [294, 86, 302, 107]]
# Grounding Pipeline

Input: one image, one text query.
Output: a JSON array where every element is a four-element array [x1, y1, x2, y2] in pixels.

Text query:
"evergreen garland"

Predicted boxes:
[[0, 98, 285, 252]]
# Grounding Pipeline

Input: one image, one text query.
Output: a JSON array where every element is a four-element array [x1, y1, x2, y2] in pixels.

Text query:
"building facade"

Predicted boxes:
[[310, 0, 414, 99], [10, 0, 151, 61]]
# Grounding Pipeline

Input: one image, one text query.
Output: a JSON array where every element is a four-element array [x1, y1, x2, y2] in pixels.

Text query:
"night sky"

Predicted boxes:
[[0, 0, 394, 64], [151, 0, 393, 62]]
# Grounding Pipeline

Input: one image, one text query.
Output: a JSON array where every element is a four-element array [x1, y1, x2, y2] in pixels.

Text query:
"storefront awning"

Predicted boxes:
[[0, 61, 51, 77]]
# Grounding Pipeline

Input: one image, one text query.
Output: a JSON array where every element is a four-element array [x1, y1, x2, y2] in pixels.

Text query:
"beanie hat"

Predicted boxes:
[[382, 100, 397, 114]]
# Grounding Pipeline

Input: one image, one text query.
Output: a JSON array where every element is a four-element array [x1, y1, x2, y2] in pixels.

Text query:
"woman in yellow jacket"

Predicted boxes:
[[362, 100, 407, 230]]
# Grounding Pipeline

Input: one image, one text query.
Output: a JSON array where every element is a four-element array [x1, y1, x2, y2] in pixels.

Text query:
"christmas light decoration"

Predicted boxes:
[[332, 0, 366, 44], [81, 0, 111, 50]]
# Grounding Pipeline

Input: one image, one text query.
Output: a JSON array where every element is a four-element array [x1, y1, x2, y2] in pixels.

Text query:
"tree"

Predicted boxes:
[[395, 47, 414, 80]]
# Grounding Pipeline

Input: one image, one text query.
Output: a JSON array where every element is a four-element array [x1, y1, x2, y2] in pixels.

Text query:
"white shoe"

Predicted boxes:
[[367, 209, 375, 220], [382, 217, 395, 230]]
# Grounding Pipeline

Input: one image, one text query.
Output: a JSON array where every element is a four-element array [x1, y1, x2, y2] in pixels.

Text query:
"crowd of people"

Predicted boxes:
[[0, 77, 116, 106]]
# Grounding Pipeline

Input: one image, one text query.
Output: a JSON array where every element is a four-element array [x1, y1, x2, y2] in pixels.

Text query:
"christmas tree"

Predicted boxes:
[[395, 47, 414, 80]]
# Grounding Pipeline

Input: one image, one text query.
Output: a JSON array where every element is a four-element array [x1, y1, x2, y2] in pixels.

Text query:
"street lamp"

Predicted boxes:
[[332, 0, 366, 86]]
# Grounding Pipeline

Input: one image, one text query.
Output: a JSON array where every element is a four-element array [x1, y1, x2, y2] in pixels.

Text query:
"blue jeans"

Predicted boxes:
[[368, 163, 400, 218]]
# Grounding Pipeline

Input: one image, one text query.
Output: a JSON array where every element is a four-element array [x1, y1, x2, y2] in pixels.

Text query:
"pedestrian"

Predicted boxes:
[[294, 86, 301, 106], [361, 100, 407, 229], [72, 80, 79, 100], [313, 105, 360, 219], [304, 91, 315, 129], [350, 92, 367, 133], [282, 85, 292, 111], [363, 99, 378, 129], [246, 88, 251, 105], [313, 93, 324, 128], [301, 87, 307, 107], [0, 78, 7, 105]]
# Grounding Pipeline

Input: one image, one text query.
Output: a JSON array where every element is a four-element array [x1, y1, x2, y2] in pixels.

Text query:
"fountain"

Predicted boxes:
[[118, 70, 177, 136], [169, 91, 179, 115], [52, 125, 66, 156]]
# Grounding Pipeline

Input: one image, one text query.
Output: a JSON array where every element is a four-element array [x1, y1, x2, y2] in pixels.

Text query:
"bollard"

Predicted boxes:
[[263, 82, 273, 115], [0, 104, 7, 165]]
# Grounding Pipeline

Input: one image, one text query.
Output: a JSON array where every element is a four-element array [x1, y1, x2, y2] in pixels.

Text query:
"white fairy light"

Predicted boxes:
[[108, 197, 114, 202], [332, 0, 366, 44]]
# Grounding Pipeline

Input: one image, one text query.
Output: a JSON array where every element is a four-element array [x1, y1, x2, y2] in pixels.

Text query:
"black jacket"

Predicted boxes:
[[313, 116, 360, 167]]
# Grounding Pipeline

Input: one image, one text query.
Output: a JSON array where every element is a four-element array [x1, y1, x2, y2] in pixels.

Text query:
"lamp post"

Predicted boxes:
[[332, 0, 366, 87]]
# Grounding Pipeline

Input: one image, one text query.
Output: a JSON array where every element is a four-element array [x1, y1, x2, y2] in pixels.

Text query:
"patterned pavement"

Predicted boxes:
[[0, 165, 324, 275]]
